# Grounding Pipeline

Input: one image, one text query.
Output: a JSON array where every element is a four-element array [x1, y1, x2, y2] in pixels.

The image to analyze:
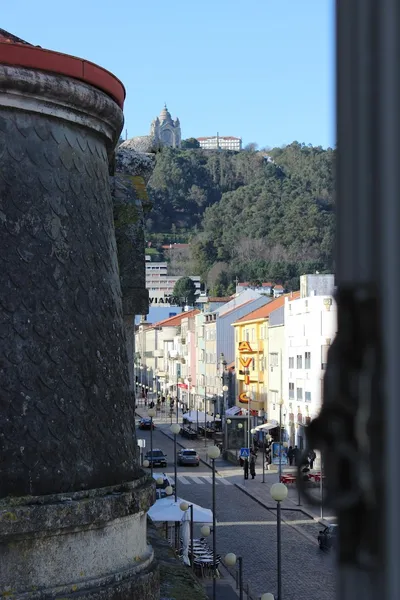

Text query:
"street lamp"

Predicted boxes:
[[224, 553, 243, 600], [180, 501, 194, 570], [170, 422, 180, 502], [143, 459, 149, 468], [261, 595, 275, 600], [277, 398, 284, 481], [270, 482, 288, 600], [148, 407, 156, 478], [208, 444, 220, 600]]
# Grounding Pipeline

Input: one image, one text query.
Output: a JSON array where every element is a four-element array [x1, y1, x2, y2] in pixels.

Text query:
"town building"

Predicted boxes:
[[232, 293, 300, 417], [197, 291, 272, 414], [134, 309, 199, 397], [196, 135, 242, 151], [236, 282, 274, 295], [150, 104, 181, 148], [283, 277, 337, 449], [145, 257, 201, 306]]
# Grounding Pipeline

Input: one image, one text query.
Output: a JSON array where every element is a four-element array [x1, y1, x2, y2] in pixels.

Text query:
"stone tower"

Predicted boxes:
[[0, 32, 158, 600], [150, 104, 181, 148]]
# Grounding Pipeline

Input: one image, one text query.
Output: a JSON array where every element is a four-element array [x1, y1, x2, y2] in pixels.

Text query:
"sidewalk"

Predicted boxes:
[[136, 404, 335, 524]]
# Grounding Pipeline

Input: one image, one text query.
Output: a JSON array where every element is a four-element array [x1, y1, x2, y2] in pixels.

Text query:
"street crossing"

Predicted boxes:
[[164, 473, 233, 486]]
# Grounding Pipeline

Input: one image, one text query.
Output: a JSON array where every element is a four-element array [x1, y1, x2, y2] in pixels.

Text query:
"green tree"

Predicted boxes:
[[172, 277, 197, 306], [181, 138, 201, 149]]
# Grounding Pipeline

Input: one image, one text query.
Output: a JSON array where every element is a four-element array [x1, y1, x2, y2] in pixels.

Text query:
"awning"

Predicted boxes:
[[178, 382, 188, 390], [225, 406, 241, 416], [253, 420, 279, 432]]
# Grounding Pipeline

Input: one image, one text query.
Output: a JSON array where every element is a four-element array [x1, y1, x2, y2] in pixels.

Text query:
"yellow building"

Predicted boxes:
[[232, 293, 299, 414]]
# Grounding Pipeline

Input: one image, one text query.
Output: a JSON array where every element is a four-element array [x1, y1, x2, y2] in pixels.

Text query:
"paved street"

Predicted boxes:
[[136, 410, 336, 600]]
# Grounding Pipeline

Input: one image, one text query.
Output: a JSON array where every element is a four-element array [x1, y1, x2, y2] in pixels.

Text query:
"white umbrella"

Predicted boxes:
[[148, 496, 213, 523], [181, 510, 191, 566]]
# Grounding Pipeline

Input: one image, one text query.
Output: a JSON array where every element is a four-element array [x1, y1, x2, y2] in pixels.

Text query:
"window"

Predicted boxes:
[[289, 357, 294, 369], [297, 387, 303, 401], [260, 326, 264, 340], [251, 328, 255, 342], [259, 356, 264, 371], [305, 391, 311, 402], [297, 355, 302, 369], [251, 358, 256, 371], [245, 329, 250, 341], [270, 353, 279, 367], [289, 383, 294, 398], [305, 352, 311, 369]]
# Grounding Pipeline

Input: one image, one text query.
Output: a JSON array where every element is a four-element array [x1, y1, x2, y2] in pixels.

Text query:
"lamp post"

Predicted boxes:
[[139, 365, 144, 403], [270, 482, 288, 600], [277, 398, 284, 481], [180, 501, 194, 570], [208, 445, 220, 600], [224, 553, 243, 600], [148, 407, 156, 479], [225, 418, 231, 452], [170, 422, 180, 502], [261, 595, 275, 600], [237, 422, 243, 462]]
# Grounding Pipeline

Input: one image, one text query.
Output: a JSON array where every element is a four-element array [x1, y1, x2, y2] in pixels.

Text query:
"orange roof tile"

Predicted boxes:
[[233, 292, 300, 325], [151, 309, 200, 328]]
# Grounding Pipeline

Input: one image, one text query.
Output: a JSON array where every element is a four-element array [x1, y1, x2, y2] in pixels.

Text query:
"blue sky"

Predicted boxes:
[[3, 0, 334, 148]]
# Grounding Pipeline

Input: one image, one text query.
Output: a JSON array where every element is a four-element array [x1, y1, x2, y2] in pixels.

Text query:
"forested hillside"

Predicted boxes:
[[146, 142, 335, 294]]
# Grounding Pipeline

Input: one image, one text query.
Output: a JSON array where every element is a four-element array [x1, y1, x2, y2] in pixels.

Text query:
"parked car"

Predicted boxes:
[[138, 418, 155, 430], [177, 449, 200, 466], [144, 449, 167, 468], [318, 524, 338, 550]]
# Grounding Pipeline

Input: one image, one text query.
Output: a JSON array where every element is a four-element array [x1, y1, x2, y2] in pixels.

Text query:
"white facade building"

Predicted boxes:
[[283, 294, 337, 450], [145, 259, 201, 305], [196, 135, 242, 151]]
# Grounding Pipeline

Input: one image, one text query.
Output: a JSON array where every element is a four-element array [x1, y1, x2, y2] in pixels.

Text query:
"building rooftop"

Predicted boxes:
[[151, 309, 200, 329], [233, 292, 300, 324]]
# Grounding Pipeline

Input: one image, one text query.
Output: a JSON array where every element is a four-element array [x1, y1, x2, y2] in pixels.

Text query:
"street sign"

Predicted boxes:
[[137, 439, 146, 448], [240, 447, 250, 459]]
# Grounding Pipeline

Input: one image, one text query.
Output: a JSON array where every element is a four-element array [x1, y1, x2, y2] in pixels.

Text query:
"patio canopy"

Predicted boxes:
[[148, 496, 213, 523]]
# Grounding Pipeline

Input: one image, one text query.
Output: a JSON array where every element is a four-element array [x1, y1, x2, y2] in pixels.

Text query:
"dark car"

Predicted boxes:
[[318, 524, 338, 550], [144, 449, 167, 468], [177, 449, 200, 466], [138, 418, 155, 430]]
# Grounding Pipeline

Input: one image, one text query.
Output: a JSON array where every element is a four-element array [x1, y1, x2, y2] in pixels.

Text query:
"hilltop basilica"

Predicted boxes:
[[150, 104, 181, 148]]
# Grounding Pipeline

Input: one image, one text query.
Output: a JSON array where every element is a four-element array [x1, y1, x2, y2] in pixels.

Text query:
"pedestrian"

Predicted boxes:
[[250, 453, 256, 479], [293, 445, 300, 466], [288, 446, 294, 466], [308, 449, 316, 470], [243, 457, 249, 480]]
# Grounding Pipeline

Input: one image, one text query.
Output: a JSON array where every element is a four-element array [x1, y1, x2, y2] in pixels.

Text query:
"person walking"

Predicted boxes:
[[293, 445, 300, 466], [308, 449, 316, 470], [243, 457, 249, 480], [250, 452, 256, 480], [288, 446, 294, 466]]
